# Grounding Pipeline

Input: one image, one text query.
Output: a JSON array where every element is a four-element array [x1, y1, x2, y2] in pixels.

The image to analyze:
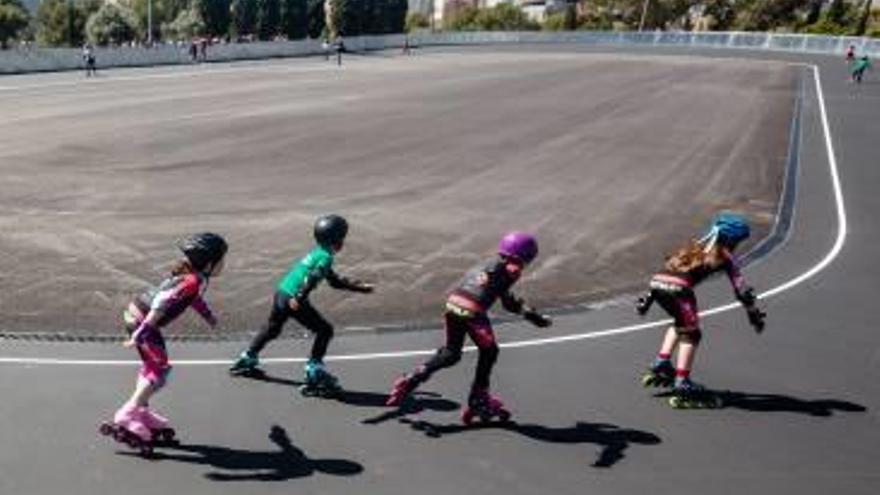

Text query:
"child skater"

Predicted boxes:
[[100, 233, 227, 455], [385, 232, 552, 424], [637, 213, 766, 408], [230, 214, 374, 397]]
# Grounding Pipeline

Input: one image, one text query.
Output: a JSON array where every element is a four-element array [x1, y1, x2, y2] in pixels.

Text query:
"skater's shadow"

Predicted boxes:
[[399, 419, 661, 468], [718, 391, 866, 417], [132, 425, 363, 481], [361, 392, 460, 425], [236, 370, 459, 422]]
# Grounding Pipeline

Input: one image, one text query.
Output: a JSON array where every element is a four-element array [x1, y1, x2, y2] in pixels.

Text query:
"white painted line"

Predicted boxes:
[[0, 64, 846, 367]]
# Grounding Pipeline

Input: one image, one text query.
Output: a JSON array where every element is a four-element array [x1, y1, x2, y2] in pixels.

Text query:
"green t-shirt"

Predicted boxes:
[[277, 245, 334, 298], [854, 58, 871, 71]]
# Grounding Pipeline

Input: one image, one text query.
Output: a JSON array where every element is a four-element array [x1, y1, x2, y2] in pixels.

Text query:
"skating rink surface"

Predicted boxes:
[[0, 46, 877, 495], [0, 49, 794, 336]]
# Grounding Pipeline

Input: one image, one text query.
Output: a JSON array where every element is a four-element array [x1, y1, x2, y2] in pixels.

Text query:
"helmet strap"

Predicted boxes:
[[700, 226, 719, 253]]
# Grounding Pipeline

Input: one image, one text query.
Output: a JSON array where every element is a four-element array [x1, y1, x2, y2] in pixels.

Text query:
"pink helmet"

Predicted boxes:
[[498, 232, 538, 264]]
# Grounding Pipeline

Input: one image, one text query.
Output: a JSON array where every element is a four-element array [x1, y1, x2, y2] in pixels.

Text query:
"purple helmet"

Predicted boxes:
[[498, 232, 539, 264]]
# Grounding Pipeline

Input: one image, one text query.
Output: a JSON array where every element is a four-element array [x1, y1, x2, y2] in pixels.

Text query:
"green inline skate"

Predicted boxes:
[[641, 359, 675, 388], [229, 351, 261, 377], [300, 360, 342, 398], [668, 379, 723, 409]]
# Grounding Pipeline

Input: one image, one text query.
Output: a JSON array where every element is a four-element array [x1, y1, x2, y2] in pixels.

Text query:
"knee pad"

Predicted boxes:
[[141, 365, 172, 390], [676, 327, 702, 345]]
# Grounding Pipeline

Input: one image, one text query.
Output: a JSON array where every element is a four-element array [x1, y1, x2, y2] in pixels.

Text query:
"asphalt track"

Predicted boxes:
[[0, 46, 878, 494], [0, 49, 792, 337]]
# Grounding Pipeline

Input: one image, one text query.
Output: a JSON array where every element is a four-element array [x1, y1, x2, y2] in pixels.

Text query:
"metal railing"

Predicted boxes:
[[1, 31, 876, 75]]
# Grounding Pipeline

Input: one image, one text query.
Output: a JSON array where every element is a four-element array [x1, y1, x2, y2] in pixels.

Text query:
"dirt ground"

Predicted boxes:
[[0, 51, 796, 337]]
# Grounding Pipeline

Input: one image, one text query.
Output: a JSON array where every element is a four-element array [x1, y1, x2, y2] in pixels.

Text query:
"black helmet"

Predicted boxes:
[[178, 232, 227, 273], [314, 214, 348, 248]]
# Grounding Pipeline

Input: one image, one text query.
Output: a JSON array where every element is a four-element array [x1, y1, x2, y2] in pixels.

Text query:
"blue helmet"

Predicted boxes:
[[703, 213, 750, 248]]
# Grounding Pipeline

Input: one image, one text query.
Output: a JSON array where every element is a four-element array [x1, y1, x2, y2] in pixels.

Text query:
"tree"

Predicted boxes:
[[386, 0, 407, 33], [405, 10, 429, 32], [232, 0, 258, 36], [129, 0, 189, 42], [36, 0, 101, 47], [86, 2, 139, 45], [735, 0, 811, 31], [447, 3, 538, 31], [0, 0, 29, 48], [804, 0, 823, 25], [256, 0, 280, 39], [162, 8, 205, 39], [700, 0, 738, 31], [854, 0, 872, 35], [305, 0, 323, 37], [281, 0, 306, 39], [327, 0, 364, 37], [194, 0, 231, 37], [825, 0, 848, 25]]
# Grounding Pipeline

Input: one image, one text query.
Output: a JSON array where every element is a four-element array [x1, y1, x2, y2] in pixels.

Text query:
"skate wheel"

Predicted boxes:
[[498, 409, 511, 422], [669, 396, 686, 409], [99, 423, 114, 436], [139, 444, 154, 457], [124, 434, 139, 448], [461, 409, 475, 426]]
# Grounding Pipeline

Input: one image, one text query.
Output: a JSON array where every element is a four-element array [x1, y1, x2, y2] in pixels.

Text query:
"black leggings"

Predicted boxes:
[[412, 311, 499, 392], [247, 292, 334, 362]]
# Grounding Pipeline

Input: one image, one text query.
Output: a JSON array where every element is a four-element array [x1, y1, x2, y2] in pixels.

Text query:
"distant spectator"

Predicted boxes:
[[322, 38, 330, 61], [82, 44, 97, 77], [199, 38, 208, 62], [335, 36, 345, 66], [189, 40, 198, 62], [845, 44, 856, 64]]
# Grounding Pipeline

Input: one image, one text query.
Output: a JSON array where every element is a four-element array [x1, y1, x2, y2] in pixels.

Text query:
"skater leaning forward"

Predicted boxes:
[[230, 215, 374, 395], [386, 232, 552, 424], [102, 233, 227, 454], [636, 213, 766, 408]]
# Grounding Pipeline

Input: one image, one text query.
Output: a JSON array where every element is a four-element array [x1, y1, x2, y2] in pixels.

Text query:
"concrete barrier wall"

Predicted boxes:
[[0, 31, 875, 75]]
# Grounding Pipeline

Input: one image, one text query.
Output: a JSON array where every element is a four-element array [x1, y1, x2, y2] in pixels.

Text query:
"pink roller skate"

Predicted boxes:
[[386, 375, 418, 407], [137, 407, 177, 445], [99, 405, 155, 456], [461, 388, 511, 425]]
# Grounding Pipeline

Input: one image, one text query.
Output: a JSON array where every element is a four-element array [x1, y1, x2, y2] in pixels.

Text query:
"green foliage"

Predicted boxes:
[[232, 0, 258, 36], [405, 11, 429, 32], [281, 0, 307, 39], [386, 0, 409, 34], [325, 0, 406, 37], [162, 8, 205, 40], [447, 3, 538, 31], [542, 4, 576, 32], [305, 0, 324, 38], [36, 0, 101, 47], [128, 0, 189, 41], [804, 18, 850, 35], [85, 2, 140, 45], [327, 0, 363, 37], [542, 11, 568, 31], [0, 0, 30, 48], [194, 0, 231, 37], [734, 0, 808, 31], [256, 0, 281, 39], [700, 0, 738, 31]]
